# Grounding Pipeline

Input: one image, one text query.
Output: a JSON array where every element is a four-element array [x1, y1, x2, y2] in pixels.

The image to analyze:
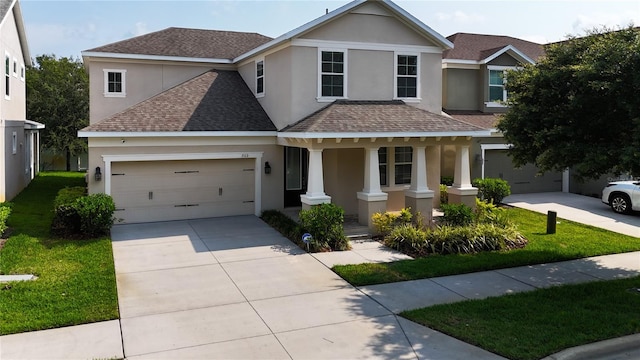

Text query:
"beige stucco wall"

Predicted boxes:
[[86, 138, 283, 212], [443, 68, 479, 111], [88, 60, 223, 123], [348, 50, 394, 100], [1, 9, 27, 121], [488, 53, 520, 67], [300, 4, 439, 48], [323, 148, 364, 215], [1, 121, 25, 201]]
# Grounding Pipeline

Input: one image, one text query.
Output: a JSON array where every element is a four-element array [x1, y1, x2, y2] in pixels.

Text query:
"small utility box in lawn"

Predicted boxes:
[[547, 211, 557, 234]]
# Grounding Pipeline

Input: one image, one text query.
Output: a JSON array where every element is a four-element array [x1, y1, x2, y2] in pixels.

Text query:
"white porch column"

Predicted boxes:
[[300, 148, 331, 209], [449, 144, 478, 208], [357, 147, 388, 228], [405, 146, 434, 224]]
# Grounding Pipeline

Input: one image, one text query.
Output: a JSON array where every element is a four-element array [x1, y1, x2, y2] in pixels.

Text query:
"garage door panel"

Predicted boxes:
[[111, 158, 255, 223], [485, 150, 562, 194]]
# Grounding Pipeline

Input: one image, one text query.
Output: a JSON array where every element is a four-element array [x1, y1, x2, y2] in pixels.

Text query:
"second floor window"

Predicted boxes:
[[104, 69, 126, 97], [320, 51, 344, 97], [489, 69, 506, 102], [5, 55, 10, 98], [256, 60, 264, 95], [396, 54, 418, 98]]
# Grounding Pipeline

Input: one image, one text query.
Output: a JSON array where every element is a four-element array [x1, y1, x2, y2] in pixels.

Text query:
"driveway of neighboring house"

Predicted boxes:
[[504, 192, 640, 238], [109, 215, 503, 359]]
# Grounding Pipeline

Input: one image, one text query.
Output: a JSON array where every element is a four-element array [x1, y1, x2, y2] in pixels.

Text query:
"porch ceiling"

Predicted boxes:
[[279, 100, 491, 140]]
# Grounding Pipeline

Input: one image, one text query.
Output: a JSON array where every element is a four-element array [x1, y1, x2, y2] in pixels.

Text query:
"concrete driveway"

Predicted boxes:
[[504, 192, 640, 238], [110, 215, 502, 359]]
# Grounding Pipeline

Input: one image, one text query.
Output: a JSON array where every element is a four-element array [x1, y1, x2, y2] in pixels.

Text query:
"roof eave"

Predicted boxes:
[[78, 130, 278, 138], [480, 45, 535, 64], [277, 130, 492, 139], [24, 119, 45, 129], [81, 51, 233, 64]]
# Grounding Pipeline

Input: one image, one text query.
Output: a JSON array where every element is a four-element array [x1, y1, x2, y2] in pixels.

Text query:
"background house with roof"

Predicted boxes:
[[441, 33, 567, 194], [0, 0, 43, 202], [79, 0, 492, 227]]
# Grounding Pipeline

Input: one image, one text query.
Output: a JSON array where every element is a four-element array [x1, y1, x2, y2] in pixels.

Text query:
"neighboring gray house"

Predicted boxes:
[[441, 33, 566, 194], [79, 0, 492, 227], [0, 0, 43, 202]]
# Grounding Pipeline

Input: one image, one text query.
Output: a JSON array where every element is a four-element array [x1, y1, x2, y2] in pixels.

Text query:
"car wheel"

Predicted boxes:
[[610, 193, 632, 214]]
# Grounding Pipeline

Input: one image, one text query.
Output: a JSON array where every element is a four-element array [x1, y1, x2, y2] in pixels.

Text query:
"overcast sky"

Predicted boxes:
[[20, 0, 640, 59]]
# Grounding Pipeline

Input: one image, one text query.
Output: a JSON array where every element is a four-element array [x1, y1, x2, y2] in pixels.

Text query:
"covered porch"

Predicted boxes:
[[278, 100, 491, 230]]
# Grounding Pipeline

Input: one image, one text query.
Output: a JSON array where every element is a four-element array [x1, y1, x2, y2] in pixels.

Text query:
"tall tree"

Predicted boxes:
[[26, 55, 88, 171], [497, 26, 640, 180]]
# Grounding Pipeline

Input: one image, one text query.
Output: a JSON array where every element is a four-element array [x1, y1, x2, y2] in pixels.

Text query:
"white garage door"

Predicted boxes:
[[111, 159, 255, 223]]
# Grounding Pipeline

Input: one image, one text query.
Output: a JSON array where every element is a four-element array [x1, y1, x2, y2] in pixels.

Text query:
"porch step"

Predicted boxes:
[[346, 233, 373, 241]]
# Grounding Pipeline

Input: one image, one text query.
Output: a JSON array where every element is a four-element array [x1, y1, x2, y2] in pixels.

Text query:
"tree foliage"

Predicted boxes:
[[26, 55, 88, 171], [497, 26, 640, 179]]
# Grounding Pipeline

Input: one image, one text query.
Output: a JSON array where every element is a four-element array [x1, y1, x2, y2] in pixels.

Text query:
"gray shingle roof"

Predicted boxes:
[[0, 0, 11, 23], [444, 110, 500, 130], [85, 27, 273, 60], [444, 33, 545, 62], [81, 70, 276, 132], [281, 100, 485, 133]]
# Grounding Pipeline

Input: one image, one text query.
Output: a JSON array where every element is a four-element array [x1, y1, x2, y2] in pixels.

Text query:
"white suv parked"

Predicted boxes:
[[602, 181, 640, 214]]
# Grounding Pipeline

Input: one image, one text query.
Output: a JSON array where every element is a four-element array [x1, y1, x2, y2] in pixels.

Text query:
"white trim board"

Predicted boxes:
[[101, 152, 263, 216], [292, 39, 442, 54], [79, 131, 277, 138]]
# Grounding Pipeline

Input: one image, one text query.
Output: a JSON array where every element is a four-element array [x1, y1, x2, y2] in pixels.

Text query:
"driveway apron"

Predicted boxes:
[[110, 215, 504, 359]]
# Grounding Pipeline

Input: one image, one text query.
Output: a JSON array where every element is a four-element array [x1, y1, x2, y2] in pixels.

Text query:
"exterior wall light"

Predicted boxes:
[[95, 166, 102, 181], [264, 161, 271, 175]]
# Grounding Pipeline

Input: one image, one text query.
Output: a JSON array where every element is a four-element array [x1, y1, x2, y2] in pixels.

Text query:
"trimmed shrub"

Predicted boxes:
[[53, 186, 86, 208], [384, 223, 428, 256], [473, 178, 511, 204], [441, 176, 454, 186], [439, 184, 449, 205], [299, 203, 349, 251], [371, 207, 412, 236], [75, 194, 116, 237], [474, 197, 512, 227], [0, 203, 11, 236], [440, 203, 473, 226], [260, 210, 307, 249]]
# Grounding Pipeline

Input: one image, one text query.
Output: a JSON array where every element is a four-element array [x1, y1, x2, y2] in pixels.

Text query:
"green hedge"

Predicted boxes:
[[51, 190, 116, 238], [299, 203, 350, 251], [0, 203, 11, 236]]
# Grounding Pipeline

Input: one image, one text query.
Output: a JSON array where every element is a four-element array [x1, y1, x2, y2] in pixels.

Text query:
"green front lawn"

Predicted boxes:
[[334, 208, 640, 286], [0, 172, 119, 335], [403, 276, 640, 360]]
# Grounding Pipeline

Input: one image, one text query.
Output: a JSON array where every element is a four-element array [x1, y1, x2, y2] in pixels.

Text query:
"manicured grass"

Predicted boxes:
[[402, 276, 640, 360], [0, 172, 119, 335], [333, 208, 640, 286]]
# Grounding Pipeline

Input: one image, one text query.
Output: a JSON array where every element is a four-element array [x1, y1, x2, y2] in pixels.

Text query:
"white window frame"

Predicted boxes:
[[5, 52, 10, 99], [317, 48, 347, 102], [394, 52, 421, 102], [103, 69, 126, 97], [12, 58, 18, 77], [11, 131, 17, 154], [255, 58, 264, 98], [379, 147, 413, 190], [485, 65, 514, 108]]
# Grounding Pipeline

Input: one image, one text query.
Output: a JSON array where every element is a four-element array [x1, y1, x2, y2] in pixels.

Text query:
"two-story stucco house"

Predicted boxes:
[[441, 32, 566, 194], [0, 0, 43, 202], [79, 0, 493, 227]]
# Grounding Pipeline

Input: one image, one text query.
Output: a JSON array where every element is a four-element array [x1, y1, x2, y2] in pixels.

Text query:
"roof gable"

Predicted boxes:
[[84, 27, 272, 60], [444, 33, 544, 64], [80, 70, 276, 133], [236, 0, 452, 62], [1, 0, 31, 66]]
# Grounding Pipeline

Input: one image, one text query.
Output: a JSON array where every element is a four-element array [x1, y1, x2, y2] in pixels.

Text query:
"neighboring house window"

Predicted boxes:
[[379, 147, 413, 187], [488, 69, 506, 102], [379, 147, 388, 186], [20, 64, 24, 81], [394, 146, 412, 185], [256, 60, 264, 96], [12, 131, 17, 154], [103, 69, 126, 97], [319, 50, 345, 98], [5, 54, 10, 98], [12, 58, 17, 77], [396, 54, 418, 98]]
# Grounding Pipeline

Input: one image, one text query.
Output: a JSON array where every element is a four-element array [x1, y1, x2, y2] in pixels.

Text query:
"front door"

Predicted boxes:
[[284, 147, 308, 207]]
